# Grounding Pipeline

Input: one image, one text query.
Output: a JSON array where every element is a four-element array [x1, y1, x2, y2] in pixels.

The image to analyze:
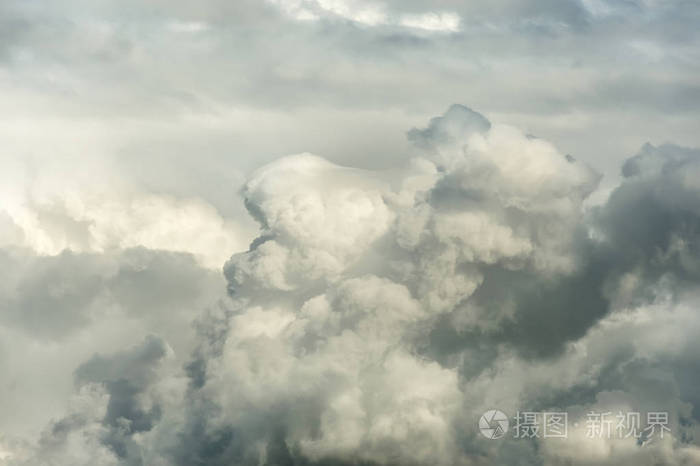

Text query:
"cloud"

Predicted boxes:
[[211, 107, 698, 465], [225, 153, 393, 293], [0, 247, 226, 340], [1, 191, 246, 270], [3, 106, 700, 466], [0, 246, 226, 451], [10, 337, 174, 466], [1, 0, 699, 463], [595, 142, 700, 306], [268, 0, 462, 32], [407, 104, 491, 151]]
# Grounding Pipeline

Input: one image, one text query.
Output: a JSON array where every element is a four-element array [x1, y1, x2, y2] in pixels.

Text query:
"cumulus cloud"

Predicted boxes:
[[225, 154, 393, 293], [1, 191, 246, 270], [2, 106, 700, 466], [2, 0, 699, 463]]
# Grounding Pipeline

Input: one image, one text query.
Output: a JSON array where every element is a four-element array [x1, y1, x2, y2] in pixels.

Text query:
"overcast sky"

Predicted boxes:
[[1, 1, 700, 465]]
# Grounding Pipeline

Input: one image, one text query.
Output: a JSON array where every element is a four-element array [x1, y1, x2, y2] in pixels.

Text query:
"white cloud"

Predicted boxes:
[[268, 0, 461, 32], [399, 12, 461, 32], [2, 192, 245, 270]]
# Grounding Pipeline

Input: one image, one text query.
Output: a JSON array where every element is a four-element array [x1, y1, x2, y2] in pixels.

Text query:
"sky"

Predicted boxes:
[[1, 1, 700, 465]]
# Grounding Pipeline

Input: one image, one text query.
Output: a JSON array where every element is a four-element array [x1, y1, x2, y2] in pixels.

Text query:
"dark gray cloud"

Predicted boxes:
[[0, 247, 225, 340], [407, 104, 491, 151], [24, 336, 169, 466], [0, 248, 109, 338], [597, 143, 700, 298]]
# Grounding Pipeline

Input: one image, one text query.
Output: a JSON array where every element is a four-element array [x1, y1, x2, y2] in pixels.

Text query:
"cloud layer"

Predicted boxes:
[[2, 105, 699, 465]]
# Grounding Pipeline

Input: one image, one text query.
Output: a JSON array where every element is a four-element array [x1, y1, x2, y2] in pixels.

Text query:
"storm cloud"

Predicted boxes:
[[4, 105, 699, 465], [2, 1, 700, 465]]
